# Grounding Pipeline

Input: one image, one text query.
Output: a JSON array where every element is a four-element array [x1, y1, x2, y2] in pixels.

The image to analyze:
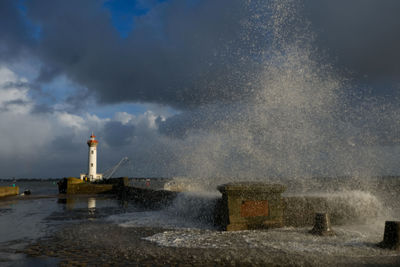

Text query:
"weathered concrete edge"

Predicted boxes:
[[0, 186, 19, 198]]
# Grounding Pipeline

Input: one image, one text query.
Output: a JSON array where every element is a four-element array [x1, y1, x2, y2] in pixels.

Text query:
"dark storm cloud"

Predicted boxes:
[[158, 103, 251, 138], [1, 0, 400, 107], [339, 99, 400, 146], [1, 0, 261, 108], [158, 107, 216, 139], [103, 121, 135, 147], [0, 0, 32, 61], [31, 103, 54, 114], [1, 0, 400, 178], [303, 0, 400, 88]]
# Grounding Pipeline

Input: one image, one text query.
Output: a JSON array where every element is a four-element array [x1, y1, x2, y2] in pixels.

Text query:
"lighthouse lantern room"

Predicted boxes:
[[80, 133, 103, 182]]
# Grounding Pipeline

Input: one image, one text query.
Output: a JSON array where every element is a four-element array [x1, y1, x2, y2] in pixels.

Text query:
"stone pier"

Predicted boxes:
[[0, 186, 19, 198], [214, 182, 380, 230], [215, 182, 286, 231]]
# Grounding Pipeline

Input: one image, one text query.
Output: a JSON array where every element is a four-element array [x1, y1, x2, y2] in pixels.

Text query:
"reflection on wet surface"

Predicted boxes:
[[0, 185, 142, 266], [51, 195, 142, 221], [88, 197, 96, 216]]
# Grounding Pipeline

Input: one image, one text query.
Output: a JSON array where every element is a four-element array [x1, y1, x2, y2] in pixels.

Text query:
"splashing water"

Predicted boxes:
[[107, 0, 400, 186], [116, 0, 400, 236], [155, 0, 381, 184]]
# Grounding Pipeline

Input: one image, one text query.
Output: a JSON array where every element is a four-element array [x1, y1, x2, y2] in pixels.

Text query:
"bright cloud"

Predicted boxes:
[[0, 66, 169, 177]]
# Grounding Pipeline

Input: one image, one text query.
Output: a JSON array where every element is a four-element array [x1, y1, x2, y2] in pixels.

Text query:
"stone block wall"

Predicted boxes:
[[0, 186, 19, 198]]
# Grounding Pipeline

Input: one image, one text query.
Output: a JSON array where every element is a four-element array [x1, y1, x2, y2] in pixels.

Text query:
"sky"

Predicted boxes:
[[1, 0, 400, 179]]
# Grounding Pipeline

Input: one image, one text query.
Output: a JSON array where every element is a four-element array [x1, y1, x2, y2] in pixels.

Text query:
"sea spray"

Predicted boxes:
[[106, 191, 217, 229], [113, 0, 400, 223], [112, 0, 399, 184], [164, 0, 349, 182]]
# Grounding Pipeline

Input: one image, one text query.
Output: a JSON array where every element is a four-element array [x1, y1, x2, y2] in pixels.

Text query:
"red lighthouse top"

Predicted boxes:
[[87, 132, 98, 146]]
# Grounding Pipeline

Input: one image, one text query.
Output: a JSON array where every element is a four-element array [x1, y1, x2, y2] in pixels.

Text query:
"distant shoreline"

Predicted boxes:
[[2, 176, 400, 182], [0, 178, 61, 182], [0, 177, 173, 182]]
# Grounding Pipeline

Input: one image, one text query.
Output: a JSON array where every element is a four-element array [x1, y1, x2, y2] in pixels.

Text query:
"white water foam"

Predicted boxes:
[[143, 225, 395, 258], [106, 187, 398, 259]]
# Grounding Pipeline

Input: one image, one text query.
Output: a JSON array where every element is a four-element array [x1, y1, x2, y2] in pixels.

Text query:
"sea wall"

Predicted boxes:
[[58, 177, 115, 194], [117, 185, 178, 209], [0, 186, 19, 198], [66, 183, 114, 194], [283, 192, 381, 227], [58, 177, 128, 194], [213, 184, 381, 230]]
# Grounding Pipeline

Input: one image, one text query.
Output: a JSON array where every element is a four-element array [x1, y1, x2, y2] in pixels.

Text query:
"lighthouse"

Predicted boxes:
[[80, 133, 103, 182]]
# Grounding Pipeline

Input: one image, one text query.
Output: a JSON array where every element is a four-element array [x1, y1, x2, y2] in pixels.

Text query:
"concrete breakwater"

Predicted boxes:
[[120, 180, 382, 230], [58, 177, 178, 209], [0, 186, 19, 198], [212, 184, 381, 230], [117, 185, 179, 209], [58, 177, 115, 194], [57, 177, 383, 230]]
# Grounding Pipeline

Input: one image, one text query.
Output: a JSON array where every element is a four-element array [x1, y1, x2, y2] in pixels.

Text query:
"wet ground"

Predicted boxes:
[[0, 180, 142, 266], [1, 180, 400, 266], [22, 223, 400, 266]]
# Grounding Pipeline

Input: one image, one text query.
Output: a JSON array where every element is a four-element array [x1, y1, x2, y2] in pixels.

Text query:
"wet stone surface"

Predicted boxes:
[[24, 222, 400, 266], [24, 223, 304, 266]]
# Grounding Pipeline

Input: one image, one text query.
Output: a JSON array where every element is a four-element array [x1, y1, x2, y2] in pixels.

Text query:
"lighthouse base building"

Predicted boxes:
[[80, 173, 103, 182], [80, 133, 103, 182]]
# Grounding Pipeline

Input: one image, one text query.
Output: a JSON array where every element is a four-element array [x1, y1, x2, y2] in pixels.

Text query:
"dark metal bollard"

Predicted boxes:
[[309, 213, 335, 236], [377, 221, 400, 250]]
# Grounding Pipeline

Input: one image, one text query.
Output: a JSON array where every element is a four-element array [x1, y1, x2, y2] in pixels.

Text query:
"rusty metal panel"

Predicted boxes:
[[240, 200, 269, 217]]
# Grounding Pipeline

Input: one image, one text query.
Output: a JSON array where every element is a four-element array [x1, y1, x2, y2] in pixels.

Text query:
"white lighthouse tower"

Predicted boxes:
[[80, 133, 103, 182]]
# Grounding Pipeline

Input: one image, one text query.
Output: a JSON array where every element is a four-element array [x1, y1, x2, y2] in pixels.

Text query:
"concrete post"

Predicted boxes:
[[309, 213, 335, 236], [377, 221, 400, 250]]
